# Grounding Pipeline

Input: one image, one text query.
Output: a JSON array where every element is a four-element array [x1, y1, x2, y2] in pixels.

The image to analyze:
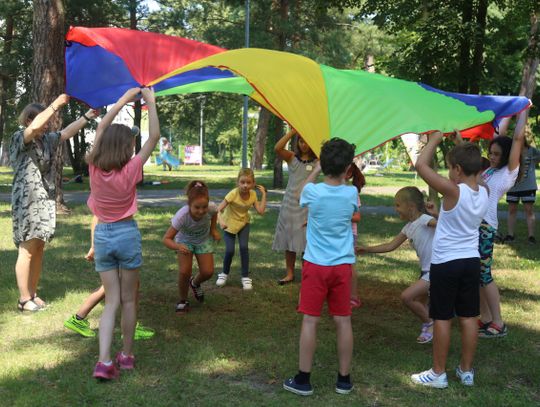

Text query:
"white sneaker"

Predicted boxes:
[[456, 366, 474, 386], [216, 273, 228, 287], [241, 277, 253, 290], [411, 369, 448, 388]]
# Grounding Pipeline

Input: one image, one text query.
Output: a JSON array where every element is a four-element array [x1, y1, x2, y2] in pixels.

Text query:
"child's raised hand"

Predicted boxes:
[[85, 109, 100, 120], [54, 94, 70, 108], [121, 87, 142, 103], [448, 129, 463, 145], [85, 247, 95, 262], [140, 87, 156, 104], [428, 131, 444, 143], [255, 184, 267, 195], [176, 243, 191, 255]]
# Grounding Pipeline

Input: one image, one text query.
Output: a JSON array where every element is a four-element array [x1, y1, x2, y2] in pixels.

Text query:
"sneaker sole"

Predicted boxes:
[[335, 386, 354, 394], [64, 322, 96, 338], [283, 383, 313, 396], [411, 376, 448, 388]]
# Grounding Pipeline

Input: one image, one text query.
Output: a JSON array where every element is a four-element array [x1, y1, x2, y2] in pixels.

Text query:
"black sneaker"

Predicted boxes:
[[528, 236, 536, 244], [283, 377, 313, 396], [503, 234, 515, 243], [189, 277, 205, 302], [335, 380, 354, 394]]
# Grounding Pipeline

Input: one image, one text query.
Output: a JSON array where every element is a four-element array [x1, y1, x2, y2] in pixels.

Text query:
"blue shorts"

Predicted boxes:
[[94, 220, 142, 272]]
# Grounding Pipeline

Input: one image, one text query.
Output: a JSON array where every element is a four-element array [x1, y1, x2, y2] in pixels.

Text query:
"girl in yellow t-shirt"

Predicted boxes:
[[216, 168, 267, 290]]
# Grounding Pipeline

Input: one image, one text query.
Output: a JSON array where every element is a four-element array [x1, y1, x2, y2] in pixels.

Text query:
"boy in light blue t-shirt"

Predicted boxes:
[[283, 138, 359, 397]]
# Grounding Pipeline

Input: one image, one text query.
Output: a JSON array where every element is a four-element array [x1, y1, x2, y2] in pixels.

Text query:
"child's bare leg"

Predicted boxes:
[[507, 202, 518, 236], [479, 289, 492, 322], [98, 269, 120, 363], [120, 268, 139, 356], [334, 315, 353, 376], [193, 253, 214, 285], [480, 283, 503, 327], [524, 202, 535, 237], [177, 252, 193, 302], [458, 317, 478, 371], [77, 286, 106, 318], [401, 280, 431, 323], [432, 319, 451, 374], [299, 315, 319, 373]]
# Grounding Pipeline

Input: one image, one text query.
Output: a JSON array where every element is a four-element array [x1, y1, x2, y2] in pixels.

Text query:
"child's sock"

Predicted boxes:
[[102, 360, 113, 366], [294, 370, 311, 385], [75, 314, 85, 320], [338, 373, 351, 383]]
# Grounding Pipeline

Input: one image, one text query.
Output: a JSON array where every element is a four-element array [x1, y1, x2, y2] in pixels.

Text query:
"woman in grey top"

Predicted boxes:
[[10, 94, 97, 311], [272, 128, 317, 285], [505, 140, 540, 244]]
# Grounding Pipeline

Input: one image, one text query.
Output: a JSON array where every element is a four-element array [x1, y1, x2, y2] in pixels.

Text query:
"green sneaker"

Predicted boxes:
[[64, 315, 96, 338], [134, 322, 155, 340]]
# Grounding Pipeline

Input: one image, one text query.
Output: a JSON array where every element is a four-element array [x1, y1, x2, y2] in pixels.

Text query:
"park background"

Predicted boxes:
[[0, 1, 539, 406]]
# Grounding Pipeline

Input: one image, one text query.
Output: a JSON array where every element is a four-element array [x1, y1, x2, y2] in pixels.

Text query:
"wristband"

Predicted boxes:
[[50, 105, 58, 112], [82, 113, 91, 121]]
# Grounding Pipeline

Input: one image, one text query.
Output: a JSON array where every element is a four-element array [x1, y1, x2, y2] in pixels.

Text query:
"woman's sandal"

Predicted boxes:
[[416, 322, 434, 344], [17, 298, 41, 312], [32, 295, 48, 309]]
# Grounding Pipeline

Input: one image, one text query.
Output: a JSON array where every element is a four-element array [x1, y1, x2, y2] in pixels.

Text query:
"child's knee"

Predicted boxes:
[[400, 291, 413, 305]]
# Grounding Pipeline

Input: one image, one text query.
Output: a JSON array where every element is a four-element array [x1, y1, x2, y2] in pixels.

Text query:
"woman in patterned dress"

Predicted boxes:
[[273, 128, 317, 285], [10, 94, 97, 311]]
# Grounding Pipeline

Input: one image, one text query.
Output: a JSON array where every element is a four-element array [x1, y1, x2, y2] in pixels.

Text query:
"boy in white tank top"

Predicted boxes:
[[411, 131, 488, 388]]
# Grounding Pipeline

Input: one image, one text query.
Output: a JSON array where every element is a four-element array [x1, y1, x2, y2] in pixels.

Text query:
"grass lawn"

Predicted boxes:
[[0, 200, 539, 406]]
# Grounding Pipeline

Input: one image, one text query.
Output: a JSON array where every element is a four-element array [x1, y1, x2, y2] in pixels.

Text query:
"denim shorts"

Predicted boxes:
[[94, 220, 142, 272]]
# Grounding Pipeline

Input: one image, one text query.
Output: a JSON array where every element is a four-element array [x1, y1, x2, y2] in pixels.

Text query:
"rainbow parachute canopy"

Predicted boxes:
[[65, 26, 531, 155]]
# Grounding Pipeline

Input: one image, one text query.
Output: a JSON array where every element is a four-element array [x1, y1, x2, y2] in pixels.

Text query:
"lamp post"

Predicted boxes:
[[241, 0, 250, 168]]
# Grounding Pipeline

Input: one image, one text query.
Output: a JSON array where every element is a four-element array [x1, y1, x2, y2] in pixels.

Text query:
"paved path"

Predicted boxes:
[[0, 188, 535, 219]]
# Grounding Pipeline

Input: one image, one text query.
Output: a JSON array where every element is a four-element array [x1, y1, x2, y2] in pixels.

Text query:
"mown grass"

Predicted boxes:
[[0, 200, 538, 406]]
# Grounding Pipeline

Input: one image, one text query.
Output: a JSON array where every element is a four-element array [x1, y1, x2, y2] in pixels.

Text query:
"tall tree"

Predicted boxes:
[[32, 0, 67, 211]]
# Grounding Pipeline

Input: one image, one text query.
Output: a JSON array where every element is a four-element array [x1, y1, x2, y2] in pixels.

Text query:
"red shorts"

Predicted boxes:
[[297, 261, 352, 316]]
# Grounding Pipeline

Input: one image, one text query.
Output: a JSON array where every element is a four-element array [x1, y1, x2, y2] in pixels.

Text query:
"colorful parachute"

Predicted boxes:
[[65, 26, 531, 156]]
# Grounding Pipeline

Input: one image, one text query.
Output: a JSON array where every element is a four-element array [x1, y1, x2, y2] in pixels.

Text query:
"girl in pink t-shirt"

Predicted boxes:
[[162, 180, 221, 313], [87, 87, 161, 381]]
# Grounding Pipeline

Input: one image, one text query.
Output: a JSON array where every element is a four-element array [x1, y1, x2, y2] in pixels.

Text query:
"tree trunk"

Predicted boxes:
[[457, 0, 473, 93], [469, 0, 488, 94], [519, 10, 539, 100], [0, 15, 14, 166], [32, 0, 67, 212], [251, 106, 271, 170]]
